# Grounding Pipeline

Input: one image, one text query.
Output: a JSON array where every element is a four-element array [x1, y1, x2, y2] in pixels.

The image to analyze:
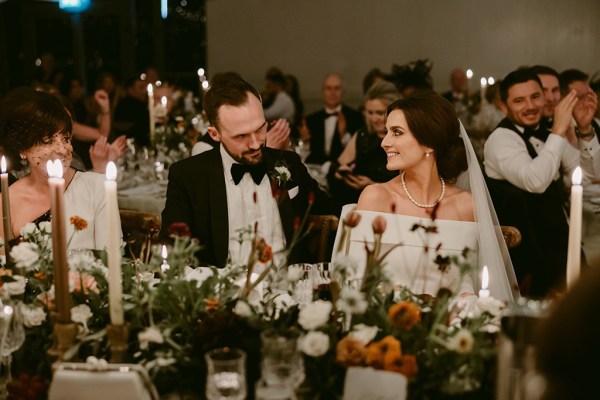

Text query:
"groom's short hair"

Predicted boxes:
[[499, 68, 542, 103], [203, 73, 261, 130]]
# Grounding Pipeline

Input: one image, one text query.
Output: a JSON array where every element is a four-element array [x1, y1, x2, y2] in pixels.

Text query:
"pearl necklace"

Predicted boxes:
[[401, 171, 446, 209]]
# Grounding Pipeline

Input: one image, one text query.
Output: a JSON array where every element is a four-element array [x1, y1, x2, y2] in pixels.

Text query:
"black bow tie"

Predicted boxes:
[[523, 126, 549, 142], [325, 111, 339, 118], [230, 163, 267, 185]]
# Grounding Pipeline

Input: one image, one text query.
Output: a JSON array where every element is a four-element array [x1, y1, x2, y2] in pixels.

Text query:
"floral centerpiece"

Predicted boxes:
[[1, 206, 504, 399]]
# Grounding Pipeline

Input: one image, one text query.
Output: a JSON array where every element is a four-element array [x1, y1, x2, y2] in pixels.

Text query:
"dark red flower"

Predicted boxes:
[[168, 222, 191, 237], [308, 191, 315, 205]]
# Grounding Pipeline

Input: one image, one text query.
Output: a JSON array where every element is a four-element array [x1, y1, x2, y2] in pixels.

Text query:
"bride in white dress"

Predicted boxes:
[[333, 92, 519, 302]]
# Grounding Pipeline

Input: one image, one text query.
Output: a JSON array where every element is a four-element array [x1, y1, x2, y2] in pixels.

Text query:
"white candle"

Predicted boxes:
[[1, 156, 13, 260], [480, 77, 488, 104], [479, 265, 490, 298], [105, 162, 124, 325], [161, 244, 170, 272], [147, 83, 156, 146], [48, 160, 71, 323], [567, 166, 583, 289]]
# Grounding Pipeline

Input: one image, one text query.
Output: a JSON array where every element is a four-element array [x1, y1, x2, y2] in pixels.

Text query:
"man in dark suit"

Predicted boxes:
[[300, 74, 364, 164], [161, 75, 337, 268]]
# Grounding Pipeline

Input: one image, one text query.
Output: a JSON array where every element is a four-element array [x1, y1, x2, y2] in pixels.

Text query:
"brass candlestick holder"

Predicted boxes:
[[47, 320, 79, 366], [106, 323, 130, 363]]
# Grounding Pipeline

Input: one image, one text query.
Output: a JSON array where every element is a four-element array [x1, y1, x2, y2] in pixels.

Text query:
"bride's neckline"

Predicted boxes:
[[353, 209, 476, 225]]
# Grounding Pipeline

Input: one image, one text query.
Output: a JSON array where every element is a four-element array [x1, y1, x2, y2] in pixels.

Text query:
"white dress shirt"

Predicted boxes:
[[483, 124, 584, 193], [220, 145, 286, 266]]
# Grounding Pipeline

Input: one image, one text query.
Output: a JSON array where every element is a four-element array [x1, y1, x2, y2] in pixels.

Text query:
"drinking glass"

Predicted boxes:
[[0, 302, 25, 398], [205, 347, 247, 400], [260, 330, 304, 391], [289, 264, 313, 306]]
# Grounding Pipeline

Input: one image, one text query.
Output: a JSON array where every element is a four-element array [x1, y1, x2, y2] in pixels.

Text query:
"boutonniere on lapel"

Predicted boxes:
[[269, 160, 292, 200]]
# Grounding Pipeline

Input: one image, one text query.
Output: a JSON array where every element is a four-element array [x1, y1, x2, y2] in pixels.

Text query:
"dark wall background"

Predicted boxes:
[[0, 0, 207, 95]]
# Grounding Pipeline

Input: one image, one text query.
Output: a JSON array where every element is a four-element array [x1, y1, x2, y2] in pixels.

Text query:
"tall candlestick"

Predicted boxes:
[[480, 77, 487, 104], [47, 160, 70, 323], [567, 166, 583, 289], [1, 156, 13, 263], [479, 265, 490, 298], [105, 162, 124, 325], [197, 68, 206, 111], [147, 83, 156, 146]]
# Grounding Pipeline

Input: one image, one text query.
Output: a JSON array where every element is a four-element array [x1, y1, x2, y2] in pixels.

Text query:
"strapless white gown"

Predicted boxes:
[[333, 205, 478, 296]]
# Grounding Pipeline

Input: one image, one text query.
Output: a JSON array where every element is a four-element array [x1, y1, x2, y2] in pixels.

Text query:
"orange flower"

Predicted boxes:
[[384, 353, 419, 379], [336, 336, 367, 367], [69, 216, 88, 231], [365, 335, 402, 369], [204, 297, 220, 312], [388, 302, 421, 331], [255, 237, 273, 263]]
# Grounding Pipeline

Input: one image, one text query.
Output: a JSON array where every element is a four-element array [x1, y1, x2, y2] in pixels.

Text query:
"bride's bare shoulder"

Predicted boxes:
[[356, 183, 395, 212]]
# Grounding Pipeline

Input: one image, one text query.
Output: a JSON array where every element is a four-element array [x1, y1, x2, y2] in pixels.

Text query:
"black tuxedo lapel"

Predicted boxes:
[[207, 148, 229, 266]]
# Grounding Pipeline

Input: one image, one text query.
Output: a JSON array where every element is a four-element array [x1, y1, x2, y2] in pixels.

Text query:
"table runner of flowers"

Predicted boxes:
[[1, 211, 503, 399]]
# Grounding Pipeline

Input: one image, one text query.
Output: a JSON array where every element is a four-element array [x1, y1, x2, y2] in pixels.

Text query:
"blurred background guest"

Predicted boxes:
[[327, 81, 401, 206], [262, 67, 295, 123]]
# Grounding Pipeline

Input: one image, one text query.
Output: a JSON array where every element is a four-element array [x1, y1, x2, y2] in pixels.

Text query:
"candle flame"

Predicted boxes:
[[147, 83, 153, 95], [466, 69, 473, 79], [161, 96, 167, 107], [2, 305, 13, 316], [481, 266, 489, 290], [106, 161, 117, 181], [202, 80, 210, 90], [480, 77, 487, 87], [161, 244, 168, 259], [572, 166, 582, 186], [46, 159, 63, 178], [1, 156, 6, 174], [197, 68, 205, 77], [487, 76, 495, 85]]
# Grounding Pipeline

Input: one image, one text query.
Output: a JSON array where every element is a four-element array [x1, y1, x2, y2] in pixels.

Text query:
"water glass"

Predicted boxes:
[[289, 264, 313, 305], [205, 347, 247, 400], [260, 330, 305, 390]]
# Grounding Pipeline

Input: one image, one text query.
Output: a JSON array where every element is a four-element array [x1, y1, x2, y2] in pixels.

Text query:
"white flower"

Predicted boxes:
[[300, 331, 330, 357], [275, 166, 291, 181], [183, 266, 214, 288], [4, 275, 26, 296], [10, 242, 40, 270], [21, 304, 47, 327], [336, 286, 368, 315], [333, 255, 360, 279], [298, 300, 332, 330], [473, 296, 504, 318], [71, 304, 93, 332], [20, 223, 38, 238], [37, 221, 52, 234], [446, 329, 474, 354], [233, 300, 253, 318], [287, 265, 305, 282], [348, 324, 379, 346], [138, 326, 164, 349], [274, 292, 295, 312]]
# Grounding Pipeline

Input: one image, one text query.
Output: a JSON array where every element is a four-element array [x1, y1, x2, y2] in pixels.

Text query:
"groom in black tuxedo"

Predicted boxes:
[[160, 75, 338, 267]]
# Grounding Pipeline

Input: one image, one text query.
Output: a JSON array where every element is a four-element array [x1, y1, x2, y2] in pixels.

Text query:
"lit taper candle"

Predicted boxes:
[[105, 161, 124, 325], [566, 166, 583, 289]]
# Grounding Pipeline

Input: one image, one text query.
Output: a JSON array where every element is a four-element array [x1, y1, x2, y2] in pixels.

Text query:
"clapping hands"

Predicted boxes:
[[90, 135, 128, 173]]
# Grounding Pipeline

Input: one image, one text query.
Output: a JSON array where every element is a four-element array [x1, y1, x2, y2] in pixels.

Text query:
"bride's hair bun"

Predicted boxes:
[[386, 92, 467, 182]]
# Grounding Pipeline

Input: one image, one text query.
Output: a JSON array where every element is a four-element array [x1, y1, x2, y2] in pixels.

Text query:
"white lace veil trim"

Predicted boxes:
[[455, 121, 520, 302]]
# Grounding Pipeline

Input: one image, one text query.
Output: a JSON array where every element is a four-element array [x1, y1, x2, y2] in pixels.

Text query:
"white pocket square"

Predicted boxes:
[[288, 186, 299, 199]]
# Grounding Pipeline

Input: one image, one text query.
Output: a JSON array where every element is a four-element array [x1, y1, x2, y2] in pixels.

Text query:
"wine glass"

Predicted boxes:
[[205, 347, 247, 400], [0, 302, 25, 397], [260, 330, 305, 392]]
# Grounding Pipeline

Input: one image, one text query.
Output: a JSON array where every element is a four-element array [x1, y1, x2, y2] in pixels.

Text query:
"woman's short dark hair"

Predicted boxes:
[[202, 74, 261, 130], [0, 87, 72, 170], [386, 92, 467, 181]]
